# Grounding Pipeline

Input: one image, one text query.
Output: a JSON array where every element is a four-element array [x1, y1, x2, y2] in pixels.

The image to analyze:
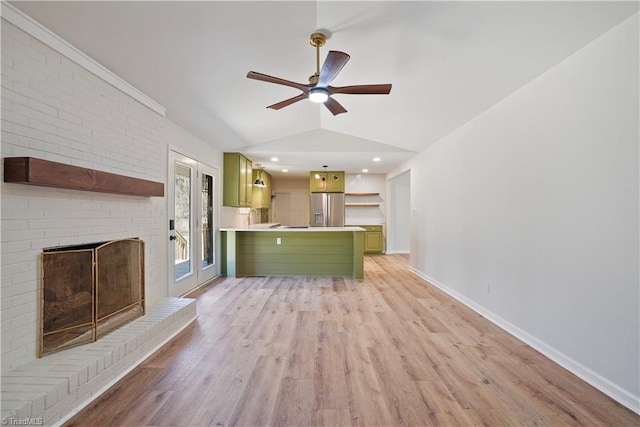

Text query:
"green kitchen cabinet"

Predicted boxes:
[[223, 153, 252, 207], [251, 169, 272, 209], [360, 225, 384, 254], [310, 171, 345, 193]]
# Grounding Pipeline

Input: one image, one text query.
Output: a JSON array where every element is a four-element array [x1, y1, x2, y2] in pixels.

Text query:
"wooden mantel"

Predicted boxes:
[[3, 157, 164, 197]]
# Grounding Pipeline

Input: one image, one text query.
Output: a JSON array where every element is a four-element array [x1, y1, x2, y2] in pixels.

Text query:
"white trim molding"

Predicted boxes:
[[1, 2, 167, 117], [409, 266, 640, 416]]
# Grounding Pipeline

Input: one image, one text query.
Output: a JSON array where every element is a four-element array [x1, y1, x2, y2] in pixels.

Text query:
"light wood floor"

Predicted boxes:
[[65, 254, 638, 426]]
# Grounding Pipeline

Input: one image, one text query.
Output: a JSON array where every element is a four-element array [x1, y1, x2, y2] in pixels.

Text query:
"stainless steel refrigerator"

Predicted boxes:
[[310, 193, 345, 227]]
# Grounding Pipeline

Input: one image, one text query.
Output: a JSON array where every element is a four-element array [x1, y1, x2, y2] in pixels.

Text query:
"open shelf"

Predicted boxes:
[[345, 192, 380, 196], [345, 192, 381, 207]]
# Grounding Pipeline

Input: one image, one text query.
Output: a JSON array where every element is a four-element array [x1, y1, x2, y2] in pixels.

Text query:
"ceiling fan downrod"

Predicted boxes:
[[309, 32, 327, 85]]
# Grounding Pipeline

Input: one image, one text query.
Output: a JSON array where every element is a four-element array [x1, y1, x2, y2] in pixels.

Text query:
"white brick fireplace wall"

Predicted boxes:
[[1, 17, 168, 373], [0, 10, 223, 424]]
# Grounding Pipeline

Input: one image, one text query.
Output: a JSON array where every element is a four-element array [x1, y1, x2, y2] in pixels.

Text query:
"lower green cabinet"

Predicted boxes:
[[353, 225, 384, 254]]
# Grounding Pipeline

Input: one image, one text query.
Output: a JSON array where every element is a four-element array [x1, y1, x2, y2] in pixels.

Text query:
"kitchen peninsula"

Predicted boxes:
[[220, 225, 365, 280]]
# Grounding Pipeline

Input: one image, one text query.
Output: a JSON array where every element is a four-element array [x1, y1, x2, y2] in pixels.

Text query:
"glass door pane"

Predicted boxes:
[[201, 172, 214, 269], [174, 161, 192, 281]]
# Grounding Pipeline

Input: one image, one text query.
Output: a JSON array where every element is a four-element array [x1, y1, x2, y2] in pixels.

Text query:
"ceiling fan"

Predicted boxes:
[[247, 32, 392, 116]]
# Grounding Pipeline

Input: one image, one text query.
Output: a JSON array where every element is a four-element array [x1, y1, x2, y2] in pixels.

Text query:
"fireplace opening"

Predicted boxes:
[[40, 238, 145, 357]]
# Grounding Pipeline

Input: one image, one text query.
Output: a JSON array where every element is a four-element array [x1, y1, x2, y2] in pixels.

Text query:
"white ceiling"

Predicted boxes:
[[10, 1, 639, 177]]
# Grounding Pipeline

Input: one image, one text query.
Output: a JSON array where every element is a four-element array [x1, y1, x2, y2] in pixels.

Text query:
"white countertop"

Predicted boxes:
[[220, 225, 365, 232], [220, 223, 281, 230]]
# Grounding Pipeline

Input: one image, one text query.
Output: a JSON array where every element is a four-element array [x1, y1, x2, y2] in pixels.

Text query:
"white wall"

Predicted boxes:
[[345, 173, 386, 225], [0, 19, 228, 373], [392, 14, 639, 410]]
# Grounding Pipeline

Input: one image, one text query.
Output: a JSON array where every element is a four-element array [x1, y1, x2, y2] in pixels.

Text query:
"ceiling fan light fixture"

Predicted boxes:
[[309, 87, 329, 103], [247, 32, 391, 115]]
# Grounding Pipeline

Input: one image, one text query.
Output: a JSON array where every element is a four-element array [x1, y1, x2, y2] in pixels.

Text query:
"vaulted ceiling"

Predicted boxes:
[[11, 1, 639, 177]]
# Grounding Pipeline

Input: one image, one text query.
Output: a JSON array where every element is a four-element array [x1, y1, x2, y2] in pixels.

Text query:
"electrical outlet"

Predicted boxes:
[[276, 237, 282, 245]]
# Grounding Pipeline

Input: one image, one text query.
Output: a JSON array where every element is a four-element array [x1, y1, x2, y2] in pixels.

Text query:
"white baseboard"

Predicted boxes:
[[409, 266, 640, 415]]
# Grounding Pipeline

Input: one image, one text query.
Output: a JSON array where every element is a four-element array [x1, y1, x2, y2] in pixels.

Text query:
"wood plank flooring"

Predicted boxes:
[[64, 254, 639, 426]]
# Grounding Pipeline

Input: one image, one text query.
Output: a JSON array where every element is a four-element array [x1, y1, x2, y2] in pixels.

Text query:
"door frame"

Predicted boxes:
[[168, 148, 220, 297]]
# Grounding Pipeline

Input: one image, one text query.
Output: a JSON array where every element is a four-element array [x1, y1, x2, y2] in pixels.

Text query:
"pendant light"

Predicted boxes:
[[254, 164, 266, 187]]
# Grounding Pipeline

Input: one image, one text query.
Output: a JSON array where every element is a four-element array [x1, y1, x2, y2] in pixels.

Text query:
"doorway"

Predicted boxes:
[[387, 170, 411, 254], [168, 150, 218, 296]]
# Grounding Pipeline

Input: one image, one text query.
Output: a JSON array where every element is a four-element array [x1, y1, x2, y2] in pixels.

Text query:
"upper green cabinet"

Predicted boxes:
[[310, 171, 345, 193], [251, 169, 272, 209], [223, 153, 252, 207]]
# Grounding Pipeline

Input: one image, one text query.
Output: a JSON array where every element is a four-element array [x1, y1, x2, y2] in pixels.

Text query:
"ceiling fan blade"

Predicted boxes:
[[247, 71, 310, 92], [324, 97, 347, 116], [267, 93, 307, 110], [330, 84, 392, 95], [317, 51, 350, 87]]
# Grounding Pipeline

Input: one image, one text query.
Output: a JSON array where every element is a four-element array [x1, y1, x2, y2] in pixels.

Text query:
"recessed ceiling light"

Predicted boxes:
[[282, 169, 288, 173], [373, 157, 381, 162], [362, 169, 369, 173], [271, 157, 279, 162]]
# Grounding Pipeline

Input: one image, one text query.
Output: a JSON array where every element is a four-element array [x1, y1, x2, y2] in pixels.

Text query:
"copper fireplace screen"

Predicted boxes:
[[40, 238, 145, 357]]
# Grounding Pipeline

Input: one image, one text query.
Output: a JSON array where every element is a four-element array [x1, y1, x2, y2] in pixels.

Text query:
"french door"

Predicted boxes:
[[168, 150, 218, 297]]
